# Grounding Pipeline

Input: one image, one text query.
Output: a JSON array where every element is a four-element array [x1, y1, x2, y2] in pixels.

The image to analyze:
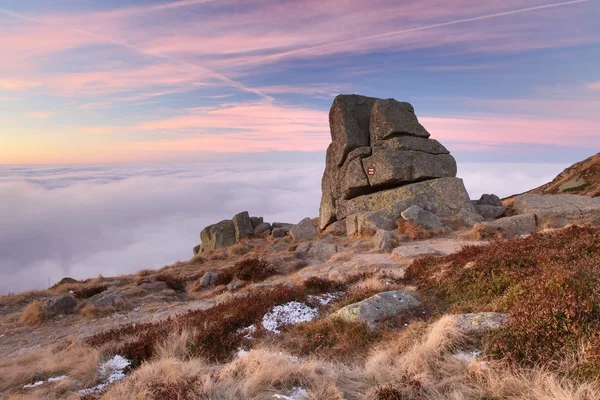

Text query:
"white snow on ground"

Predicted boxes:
[[453, 350, 482, 364], [79, 355, 131, 396], [308, 292, 340, 305], [48, 376, 67, 383], [23, 375, 68, 389], [237, 324, 257, 339], [236, 349, 299, 363], [23, 381, 44, 389], [273, 387, 309, 399], [262, 302, 319, 334]]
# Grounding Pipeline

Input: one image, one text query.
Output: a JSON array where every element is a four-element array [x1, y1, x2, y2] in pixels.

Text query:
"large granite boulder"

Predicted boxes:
[[333, 290, 424, 328], [512, 194, 600, 229], [400, 205, 443, 230], [200, 219, 236, 252], [479, 214, 537, 238], [232, 211, 254, 240], [290, 217, 319, 241], [319, 94, 474, 231], [44, 294, 77, 317]]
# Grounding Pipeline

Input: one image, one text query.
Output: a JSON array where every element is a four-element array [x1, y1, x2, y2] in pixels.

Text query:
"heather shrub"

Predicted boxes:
[[303, 277, 346, 295], [154, 274, 186, 292], [232, 258, 276, 282], [405, 226, 600, 379], [213, 268, 234, 286], [396, 219, 445, 240], [72, 284, 108, 300]]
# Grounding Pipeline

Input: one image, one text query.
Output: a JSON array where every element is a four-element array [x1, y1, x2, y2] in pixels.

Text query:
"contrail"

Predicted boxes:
[[0, 6, 271, 100], [220, 0, 588, 68], [98, 0, 217, 18]]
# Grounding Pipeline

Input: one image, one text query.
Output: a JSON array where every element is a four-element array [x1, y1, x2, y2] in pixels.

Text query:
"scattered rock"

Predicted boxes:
[[193, 244, 201, 256], [232, 211, 254, 240], [294, 242, 312, 259], [254, 222, 271, 235], [250, 216, 264, 229], [482, 213, 537, 238], [269, 241, 289, 253], [86, 288, 127, 309], [454, 312, 509, 334], [44, 294, 77, 317], [392, 244, 444, 259], [324, 220, 347, 236], [290, 217, 319, 241], [401, 205, 443, 230], [475, 194, 503, 207], [333, 290, 424, 328], [272, 227, 290, 238], [200, 219, 237, 252], [512, 194, 600, 229], [474, 205, 507, 219], [272, 222, 294, 229], [373, 229, 394, 251], [138, 281, 169, 293], [308, 241, 338, 262], [227, 279, 247, 292], [200, 271, 218, 288]]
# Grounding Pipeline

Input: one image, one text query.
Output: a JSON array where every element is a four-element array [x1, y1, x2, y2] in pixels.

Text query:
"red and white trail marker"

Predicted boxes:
[[367, 168, 375, 175]]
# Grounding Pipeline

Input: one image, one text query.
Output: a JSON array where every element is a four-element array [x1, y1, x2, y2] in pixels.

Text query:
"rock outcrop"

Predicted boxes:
[[512, 194, 600, 229], [320, 94, 478, 231], [196, 212, 266, 254]]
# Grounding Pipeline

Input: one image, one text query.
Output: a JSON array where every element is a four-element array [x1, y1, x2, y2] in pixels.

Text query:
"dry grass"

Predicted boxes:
[[0, 290, 48, 309], [396, 219, 446, 240], [77, 297, 132, 319], [19, 300, 47, 325]]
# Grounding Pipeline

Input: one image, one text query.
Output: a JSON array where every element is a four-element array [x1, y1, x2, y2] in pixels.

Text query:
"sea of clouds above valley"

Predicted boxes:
[[0, 161, 568, 294]]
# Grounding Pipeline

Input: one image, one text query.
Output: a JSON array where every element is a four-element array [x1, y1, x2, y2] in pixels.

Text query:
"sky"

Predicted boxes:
[[0, 0, 599, 164]]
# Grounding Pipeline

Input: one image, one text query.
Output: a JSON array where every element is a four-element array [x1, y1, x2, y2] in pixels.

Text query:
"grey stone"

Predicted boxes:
[[227, 279, 247, 292], [362, 148, 457, 189], [475, 194, 503, 207], [294, 242, 312, 259], [454, 312, 509, 334], [356, 208, 401, 233], [44, 294, 77, 316], [392, 244, 444, 258], [341, 156, 370, 199], [329, 94, 378, 167], [512, 194, 600, 229], [250, 216, 264, 229], [333, 290, 424, 328], [456, 208, 485, 227], [474, 205, 507, 219], [290, 217, 319, 241], [483, 214, 537, 238], [401, 205, 443, 230], [346, 213, 360, 236], [54, 277, 79, 286], [373, 229, 394, 251], [324, 220, 347, 236], [233, 211, 254, 240], [337, 177, 476, 221], [272, 227, 290, 238], [200, 219, 237, 251], [193, 244, 201, 256], [272, 222, 294, 229], [375, 136, 449, 154], [254, 222, 271, 235], [200, 271, 218, 288], [269, 241, 289, 253], [139, 281, 173, 294], [370, 99, 430, 143], [86, 288, 127, 309], [308, 241, 338, 262]]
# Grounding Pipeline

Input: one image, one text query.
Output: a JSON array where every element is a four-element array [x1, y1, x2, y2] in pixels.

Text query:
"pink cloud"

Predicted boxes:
[[24, 111, 57, 119], [0, 79, 40, 90], [589, 82, 600, 90]]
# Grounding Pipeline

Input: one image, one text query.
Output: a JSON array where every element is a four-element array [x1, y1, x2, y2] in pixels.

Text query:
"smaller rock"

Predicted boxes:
[[346, 214, 360, 236], [456, 208, 485, 227], [290, 217, 319, 241], [484, 213, 537, 238], [44, 294, 77, 317], [272, 222, 294, 229], [233, 211, 254, 240], [324, 220, 347, 236], [373, 229, 394, 251], [193, 244, 201, 256], [54, 277, 79, 286], [227, 279, 247, 292], [475, 194, 503, 207], [86, 288, 127, 309], [308, 241, 338, 262], [269, 241, 289, 253], [392, 244, 444, 259], [294, 242, 312, 259], [200, 271, 218, 288], [272, 227, 290, 238], [357, 209, 399, 233], [250, 216, 264, 229], [139, 281, 169, 293], [333, 290, 424, 328], [401, 205, 442, 230], [454, 312, 509, 334], [474, 205, 507, 219], [254, 222, 271, 235]]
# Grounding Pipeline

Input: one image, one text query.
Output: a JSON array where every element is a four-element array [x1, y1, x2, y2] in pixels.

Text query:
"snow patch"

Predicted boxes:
[[23, 381, 44, 389], [273, 387, 309, 399], [23, 375, 68, 389], [237, 324, 257, 339], [453, 350, 482, 364], [79, 355, 131, 396], [48, 375, 67, 383], [262, 302, 318, 334], [308, 292, 340, 305]]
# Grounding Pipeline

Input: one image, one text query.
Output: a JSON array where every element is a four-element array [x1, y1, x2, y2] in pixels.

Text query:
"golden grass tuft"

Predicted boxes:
[[19, 300, 47, 325]]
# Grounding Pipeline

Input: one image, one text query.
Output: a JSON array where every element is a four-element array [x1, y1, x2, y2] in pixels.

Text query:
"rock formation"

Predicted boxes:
[[320, 94, 480, 231]]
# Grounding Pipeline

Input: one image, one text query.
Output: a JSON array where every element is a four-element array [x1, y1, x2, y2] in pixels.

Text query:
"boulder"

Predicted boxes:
[[54, 277, 79, 286], [370, 99, 430, 143], [193, 244, 202, 256], [200, 271, 218, 288], [375, 136, 449, 154], [373, 229, 394, 251], [86, 288, 127, 309], [337, 177, 477, 222], [362, 148, 457, 188], [454, 312, 509, 334], [482, 214, 537, 238], [475, 194, 503, 207], [44, 294, 77, 317], [512, 194, 600, 229], [232, 211, 254, 240], [324, 220, 347, 236], [254, 222, 272, 235], [392, 244, 444, 259], [250, 216, 263, 229], [272, 222, 294, 229], [356, 209, 401, 233], [401, 205, 443, 230], [333, 290, 424, 328], [200, 219, 236, 251], [294, 242, 312, 259], [227, 279, 247, 292], [139, 280, 172, 294], [290, 217, 319, 241], [308, 241, 338, 262], [272, 227, 290, 238], [341, 157, 370, 199], [474, 205, 506, 219]]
